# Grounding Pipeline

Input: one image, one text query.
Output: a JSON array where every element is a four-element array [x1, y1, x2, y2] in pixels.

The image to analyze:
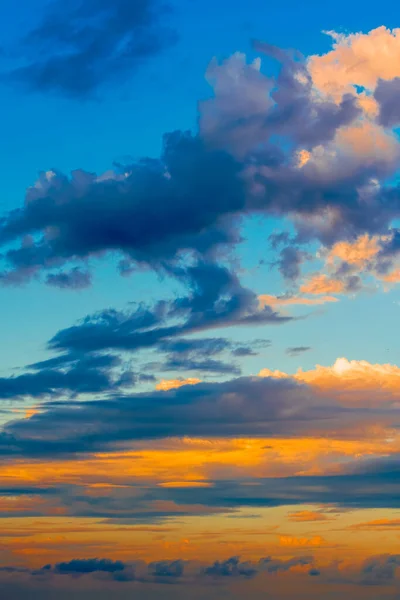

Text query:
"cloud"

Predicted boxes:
[[52, 558, 126, 576], [45, 268, 92, 290], [3, 356, 400, 457], [300, 274, 345, 295], [6, 0, 177, 98], [0, 134, 246, 284], [0, 554, 318, 590], [259, 294, 338, 307], [0, 352, 134, 400], [375, 77, 400, 127], [308, 27, 400, 98], [287, 510, 330, 522], [0, 375, 326, 456], [273, 246, 310, 281], [327, 234, 381, 268], [201, 44, 360, 157], [361, 554, 400, 585], [260, 356, 400, 406], [46, 261, 291, 357], [348, 518, 400, 531], [155, 378, 201, 391], [4, 29, 400, 286], [285, 347, 311, 357], [204, 556, 257, 578]]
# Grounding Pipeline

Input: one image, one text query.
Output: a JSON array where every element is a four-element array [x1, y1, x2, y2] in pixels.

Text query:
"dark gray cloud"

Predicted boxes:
[[47, 261, 291, 356], [375, 78, 400, 127], [158, 336, 269, 375], [286, 346, 311, 356], [1, 372, 397, 458], [273, 246, 310, 281], [0, 133, 245, 285], [0, 352, 134, 400], [161, 357, 241, 375], [3, 554, 315, 585], [6, 0, 177, 98], [52, 558, 126, 576], [46, 268, 92, 289], [361, 555, 400, 585], [0, 262, 283, 400]]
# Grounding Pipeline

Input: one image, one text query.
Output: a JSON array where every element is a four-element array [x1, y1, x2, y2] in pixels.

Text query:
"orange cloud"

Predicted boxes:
[[308, 26, 400, 98], [156, 378, 201, 391], [288, 510, 330, 522], [260, 357, 400, 406], [279, 535, 325, 547], [259, 294, 338, 307], [348, 519, 400, 531], [382, 268, 400, 283], [327, 235, 381, 268], [296, 149, 311, 168], [335, 121, 399, 166], [300, 274, 344, 295]]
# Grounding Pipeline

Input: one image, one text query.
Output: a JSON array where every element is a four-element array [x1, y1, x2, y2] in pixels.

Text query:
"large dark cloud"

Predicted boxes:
[[6, 0, 177, 98], [0, 133, 245, 285], [2, 41, 400, 286], [0, 373, 396, 458]]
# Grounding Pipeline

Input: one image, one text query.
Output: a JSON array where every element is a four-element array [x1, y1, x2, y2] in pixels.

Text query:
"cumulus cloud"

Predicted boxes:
[[0, 135, 246, 284], [308, 27, 400, 98], [260, 356, 400, 406], [4, 28, 400, 286]]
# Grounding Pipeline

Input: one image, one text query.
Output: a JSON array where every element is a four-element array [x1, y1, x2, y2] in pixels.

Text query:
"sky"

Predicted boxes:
[[3, 0, 400, 598]]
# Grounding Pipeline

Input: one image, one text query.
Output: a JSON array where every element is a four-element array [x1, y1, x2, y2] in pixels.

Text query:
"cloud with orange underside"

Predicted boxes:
[[260, 357, 400, 407], [288, 510, 331, 522], [279, 535, 326, 547], [1, 434, 399, 498], [348, 519, 400, 531], [156, 378, 201, 391]]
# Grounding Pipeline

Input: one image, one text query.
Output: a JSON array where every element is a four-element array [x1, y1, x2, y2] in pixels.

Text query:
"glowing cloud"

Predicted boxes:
[[156, 378, 202, 391]]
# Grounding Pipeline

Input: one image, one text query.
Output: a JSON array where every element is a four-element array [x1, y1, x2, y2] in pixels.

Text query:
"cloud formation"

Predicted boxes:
[[6, 0, 177, 98], [4, 28, 400, 286]]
